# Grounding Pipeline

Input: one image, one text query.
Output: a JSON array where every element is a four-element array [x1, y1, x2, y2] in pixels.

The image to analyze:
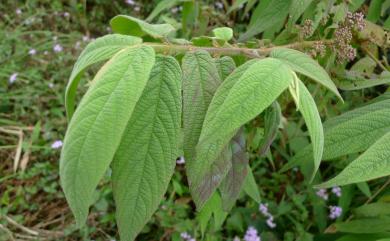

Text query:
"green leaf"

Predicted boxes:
[[65, 34, 142, 120], [194, 58, 293, 208], [215, 56, 236, 81], [181, 51, 223, 207], [111, 55, 181, 241], [367, 0, 383, 23], [258, 101, 281, 156], [335, 234, 390, 241], [239, 0, 292, 41], [227, 0, 248, 13], [110, 15, 175, 38], [243, 165, 261, 203], [283, 99, 390, 173], [354, 202, 390, 217], [219, 129, 248, 211], [287, 0, 314, 30], [60, 46, 155, 227], [212, 27, 233, 41], [317, 132, 390, 188], [356, 182, 372, 198], [146, 0, 181, 22], [337, 72, 390, 91], [334, 216, 390, 233], [294, 79, 324, 181], [270, 48, 342, 101]]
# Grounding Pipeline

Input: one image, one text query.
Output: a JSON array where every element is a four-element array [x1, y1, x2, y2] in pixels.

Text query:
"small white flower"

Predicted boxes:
[[215, 2, 224, 10], [44, 50, 49, 55], [53, 44, 63, 52], [74, 41, 81, 49], [82, 35, 89, 42], [53, 36, 58, 41], [63, 12, 70, 17], [176, 156, 185, 164], [125, 0, 136, 5], [134, 6, 140, 12], [48, 83, 54, 88], [28, 49, 37, 55], [51, 140, 63, 149], [9, 73, 18, 84], [16, 8, 22, 15]]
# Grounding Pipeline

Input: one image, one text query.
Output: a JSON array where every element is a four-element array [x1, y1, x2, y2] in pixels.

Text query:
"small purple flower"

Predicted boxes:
[[51, 140, 63, 149], [266, 216, 276, 229], [329, 205, 342, 219], [28, 49, 37, 55], [259, 203, 268, 215], [53, 44, 63, 52], [180, 232, 195, 241], [176, 156, 185, 164], [331, 186, 342, 197], [9, 73, 18, 84], [16, 8, 22, 15], [125, 0, 136, 5], [63, 12, 70, 18], [244, 226, 261, 241], [316, 188, 329, 200]]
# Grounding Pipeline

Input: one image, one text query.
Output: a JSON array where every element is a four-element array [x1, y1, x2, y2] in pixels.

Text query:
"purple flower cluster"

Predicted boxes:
[[176, 156, 185, 165], [259, 203, 276, 228], [9, 73, 18, 84], [316, 188, 329, 201], [311, 41, 326, 58], [329, 205, 342, 219], [51, 140, 63, 149], [333, 11, 365, 62], [331, 186, 342, 197], [302, 19, 314, 39], [180, 232, 195, 241], [243, 226, 261, 241]]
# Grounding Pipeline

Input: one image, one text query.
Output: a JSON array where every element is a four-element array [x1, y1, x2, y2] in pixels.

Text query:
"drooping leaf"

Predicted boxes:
[[219, 129, 249, 211], [239, 0, 292, 41], [146, 0, 181, 22], [181, 51, 223, 207], [197, 192, 228, 235], [212, 27, 233, 41], [317, 132, 390, 188], [337, 72, 390, 91], [258, 101, 281, 156], [60, 46, 155, 227], [270, 48, 342, 100], [243, 165, 261, 203], [65, 34, 142, 120], [294, 79, 324, 181], [283, 99, 390, 173], [193, 58, 294, 208], [110, 15, 176, 38], [111, 55, 181, 241], [215, 56, 236, 81]]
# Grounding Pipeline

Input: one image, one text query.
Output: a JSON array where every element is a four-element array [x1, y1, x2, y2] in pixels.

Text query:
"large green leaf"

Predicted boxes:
[[287, 0, 314, 30], [219, 129, 248, 211], [283, 99, 390, 173], [111, 55, 181, 241], [60, 46, 155, 227], [337, 72, 390, 91], [367, 0, 383, 23], [270, 48, 342, 100], [294, 79, 324, 181], [193, 58, 294, 208], [334, 216, 390, 233], [239, 0, 292, 41], [110, 15, 175, 38], [317, 132, 390, 188], [181, 51, 223, 207], [354, 202, 390, 217], [65, 34, 142, 120]]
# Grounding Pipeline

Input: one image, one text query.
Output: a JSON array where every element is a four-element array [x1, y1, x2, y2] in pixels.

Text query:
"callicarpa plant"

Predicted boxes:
[[60, 13, 390, 241]]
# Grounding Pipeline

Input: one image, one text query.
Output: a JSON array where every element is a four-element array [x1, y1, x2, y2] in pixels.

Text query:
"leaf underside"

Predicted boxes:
[[111, 55, 182, 241], [60, 46, 155, 227], [65, 34, 142, 120]]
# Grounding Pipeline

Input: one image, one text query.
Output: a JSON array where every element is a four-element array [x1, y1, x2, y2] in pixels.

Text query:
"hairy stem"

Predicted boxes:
[[144, 40, 333, 58]]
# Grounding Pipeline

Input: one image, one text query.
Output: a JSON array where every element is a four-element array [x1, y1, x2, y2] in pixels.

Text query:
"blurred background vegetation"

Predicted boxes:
[[1, 0, 390, 240]]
